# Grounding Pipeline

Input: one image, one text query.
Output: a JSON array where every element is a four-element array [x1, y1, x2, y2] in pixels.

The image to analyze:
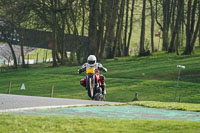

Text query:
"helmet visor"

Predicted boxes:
[[88, 60, 95, 65]]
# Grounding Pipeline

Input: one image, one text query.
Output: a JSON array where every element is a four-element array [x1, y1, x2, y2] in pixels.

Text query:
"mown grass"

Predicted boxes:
[[0, 114, 200, 133], [0, 49, 200, 103]]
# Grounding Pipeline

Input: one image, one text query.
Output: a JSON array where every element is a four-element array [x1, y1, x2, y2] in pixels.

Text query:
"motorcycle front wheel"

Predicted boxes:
[[87, 77, 94, 99]]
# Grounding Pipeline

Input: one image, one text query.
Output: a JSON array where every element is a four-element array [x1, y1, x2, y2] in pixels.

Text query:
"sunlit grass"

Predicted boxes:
[[0, 49, 200, 103]]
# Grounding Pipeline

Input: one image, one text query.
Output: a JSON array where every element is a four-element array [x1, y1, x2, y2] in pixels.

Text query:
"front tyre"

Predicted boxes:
[[93, 93, 104, 101], [93, 87, 104, 101]]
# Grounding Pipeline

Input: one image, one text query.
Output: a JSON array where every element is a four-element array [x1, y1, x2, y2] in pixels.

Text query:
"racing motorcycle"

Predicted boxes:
[[86, 67, 104, 101]]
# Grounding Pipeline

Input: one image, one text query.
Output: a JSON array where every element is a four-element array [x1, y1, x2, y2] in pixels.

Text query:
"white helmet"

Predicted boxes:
[[87, 55, 96, 65]]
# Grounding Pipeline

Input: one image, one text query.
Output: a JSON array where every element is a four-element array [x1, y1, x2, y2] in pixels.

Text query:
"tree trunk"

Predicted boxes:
[[183, 0, 199, 54], [98, 0, 106, 59], [170, 0, 177, 34], [104, 0, 119, 58], [82, 0, 85, 51], [189, 0, 200, 53], [59, 13, 66, 65], [123, 0, 129, 56], [126, 0, 135, 56], [199, 27, 200, 47], [56, 52, 61, 63], [183, 0, 192, 54], [139, 0, 146, 56], [20, 37, 26, 68], [69, 0, 81, 64], [162, 0, 171, 51], [168, 0, 183, 54], [52, 23, 58, 67], [114, 0, 125, 57], [181, 2, 185, 48], [149, 0, 154, 53], [81, 0, 85, 38], [88, 0, 99, 56], [175, 32, 179, 55], [19, 30, 26, 68], [57, 0, 67, 65], [190, 9, 200, 53], [8, 42, 17, 69], [155, 0, 163, 31], [80, 0, 86, 63], [52, 0, 58, 67]]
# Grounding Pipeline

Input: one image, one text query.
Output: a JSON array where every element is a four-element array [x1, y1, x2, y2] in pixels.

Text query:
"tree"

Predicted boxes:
[[98, 0, 106, 59], [0, 19, 18, 69], [0, 0, 32, 68], [58, 0, 67, 65], [29, 0, 59, 66], [30, 0, 83, 66], [123, 0, 130, 56], [183, 0, 200, 54], [139, 0, 146, 56], [114, 0, 125, 57], [68, 1, 83, 64], [104, 0, 119, 58], [51, 0, 58, 66], [168, 0, 184, 55], [199, 28, 200, 47], [149, 0, 155, 53], [88, 0, 99, 56], [79, 0, 86, 63], [126, 0, 135, 56], [155, 0, 172, 51], [19, 30, 26, 67]]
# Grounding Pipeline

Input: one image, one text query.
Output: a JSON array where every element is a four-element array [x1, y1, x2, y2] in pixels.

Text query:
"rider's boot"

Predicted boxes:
[[100, 75, 106, 95], [102, 83, 106, 95]]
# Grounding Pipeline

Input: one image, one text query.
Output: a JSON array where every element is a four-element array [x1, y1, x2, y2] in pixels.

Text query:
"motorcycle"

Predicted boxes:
[[86, 67, 104, 101]]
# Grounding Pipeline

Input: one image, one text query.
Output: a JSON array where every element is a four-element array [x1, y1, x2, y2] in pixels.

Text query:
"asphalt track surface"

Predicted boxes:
[[1, 94, 200, 121], [0, 94, 122, 112]]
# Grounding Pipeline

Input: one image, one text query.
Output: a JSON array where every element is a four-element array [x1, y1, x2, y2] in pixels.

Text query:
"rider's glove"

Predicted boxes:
[[98, 67, 107, 72]]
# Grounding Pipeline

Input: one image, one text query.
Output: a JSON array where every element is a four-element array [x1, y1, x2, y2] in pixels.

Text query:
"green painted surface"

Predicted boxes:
[[12, 105, 200, 121]]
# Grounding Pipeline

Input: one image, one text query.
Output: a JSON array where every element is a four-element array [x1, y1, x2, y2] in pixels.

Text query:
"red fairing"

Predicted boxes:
[[95, 70, 101, 86], [80, 70, 103, 87]]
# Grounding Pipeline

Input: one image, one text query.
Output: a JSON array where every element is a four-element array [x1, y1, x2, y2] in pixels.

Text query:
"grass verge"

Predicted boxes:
[[0, 114, 200, 133]]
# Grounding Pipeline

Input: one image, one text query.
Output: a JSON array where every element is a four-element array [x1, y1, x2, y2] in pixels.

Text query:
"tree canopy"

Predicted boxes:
[[0, 0, 200, 67]]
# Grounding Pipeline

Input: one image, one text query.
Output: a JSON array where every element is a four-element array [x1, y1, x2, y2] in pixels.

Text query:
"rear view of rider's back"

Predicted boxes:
[[78, 55, 107, 99]]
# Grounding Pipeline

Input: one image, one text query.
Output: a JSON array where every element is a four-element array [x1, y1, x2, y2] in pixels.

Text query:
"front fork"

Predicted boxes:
[[86, 74, 95, 98]]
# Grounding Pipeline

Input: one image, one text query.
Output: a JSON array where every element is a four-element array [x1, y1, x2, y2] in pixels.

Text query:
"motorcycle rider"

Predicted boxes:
[[78, 55, 107, 95]]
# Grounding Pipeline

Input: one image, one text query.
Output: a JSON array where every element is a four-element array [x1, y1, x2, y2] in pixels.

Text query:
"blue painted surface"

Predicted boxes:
[[13, 105, 200, 121]]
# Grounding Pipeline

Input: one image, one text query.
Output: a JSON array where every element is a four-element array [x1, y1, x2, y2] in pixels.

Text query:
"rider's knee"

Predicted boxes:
[[80, 78, 86, 87], [100, 75, 105, 80]]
